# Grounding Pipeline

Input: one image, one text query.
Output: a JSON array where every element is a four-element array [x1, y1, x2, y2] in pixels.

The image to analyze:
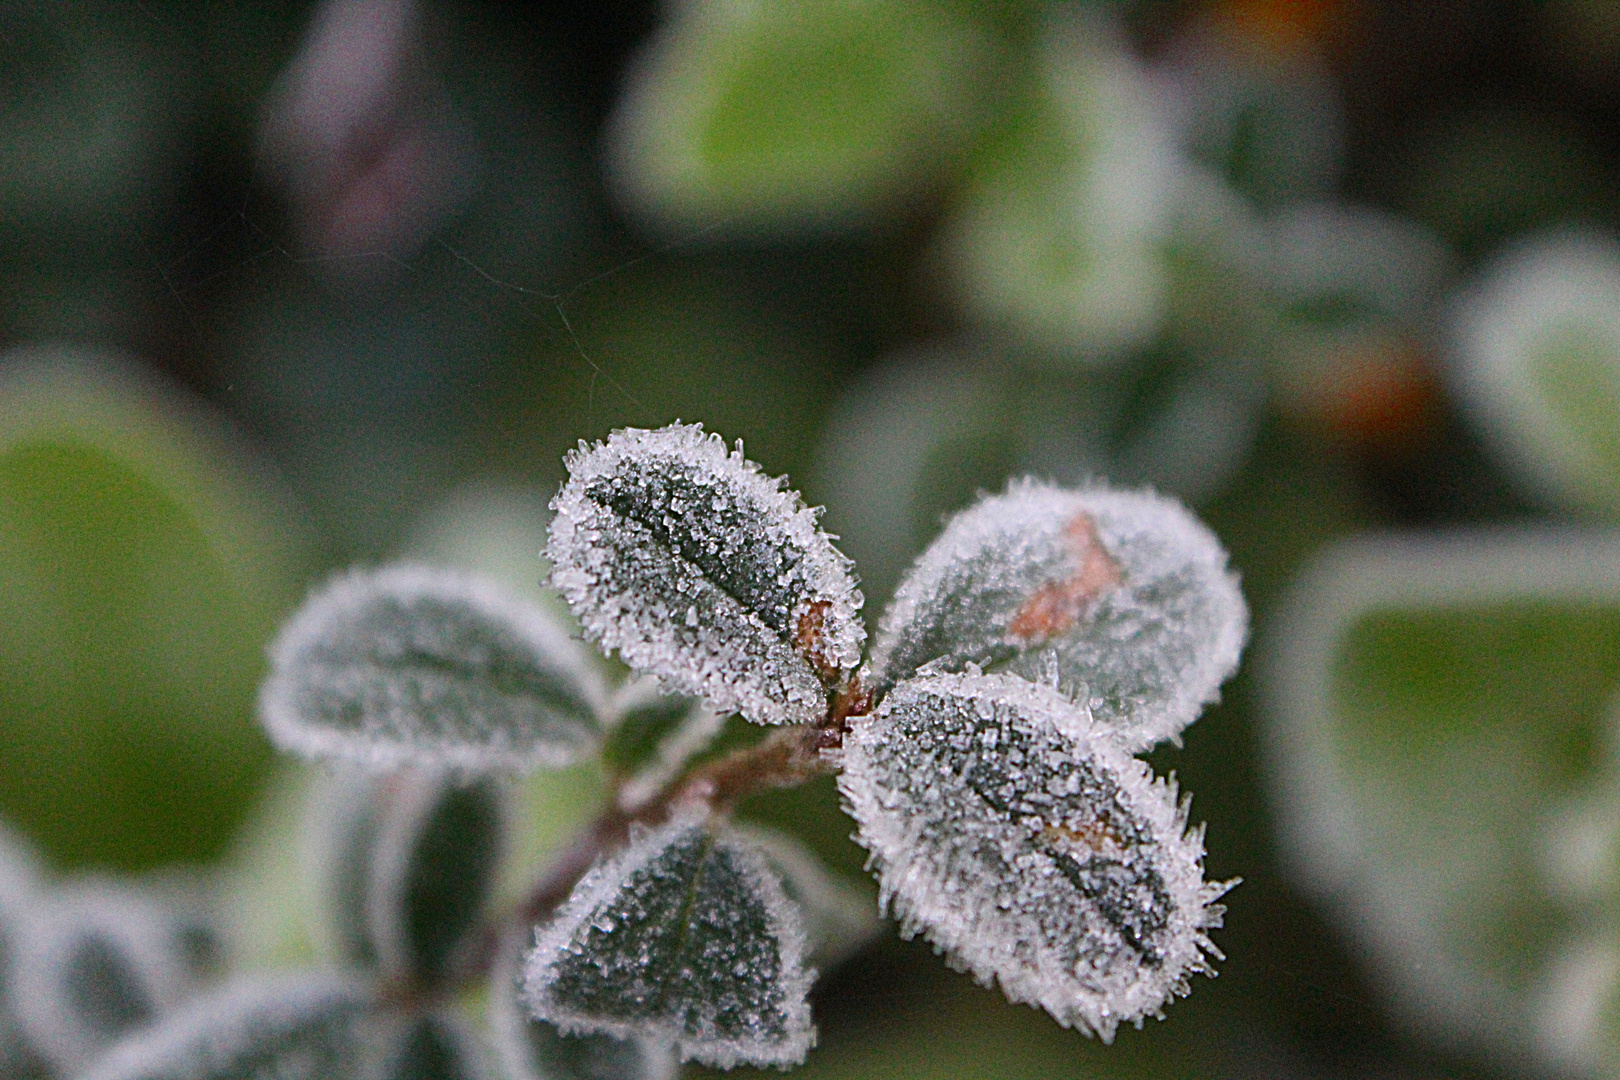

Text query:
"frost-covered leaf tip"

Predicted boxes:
[[871, 482, 1246, 751], [548, 424, 864, 727], [838, 672, 1231, 1041], [523, 815, 815, 1068], [261, 565, 607, 773]]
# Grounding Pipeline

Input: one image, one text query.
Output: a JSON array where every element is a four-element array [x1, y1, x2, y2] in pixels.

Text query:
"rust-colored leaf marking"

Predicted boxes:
[[795, 599, 843, 683], [1038, 815, 1124, 859], [1006, 512, 1121, 643]]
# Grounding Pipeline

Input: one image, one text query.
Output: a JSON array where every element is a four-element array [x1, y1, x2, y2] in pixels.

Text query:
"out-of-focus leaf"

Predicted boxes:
[[872, 481, 1246, 751], [77, 974, 373, 1080], [384, 1012, 495, 1080], [262, 565, 606, 772], [305, 769, 504, 986], [1449, 227, 1620, 517], [549, 423, 864, 727], [1261, 531, 1620, 1073], [0, 823, 42, 1074], [8, 881, 214, 1073], [607, 0, 996, 233], [602, 679, 725, 813], [939, 12, 1178, 358], [0, 347, 309, 870], [840, 671, 1229, 1042], [523, 815, 815, 1069]]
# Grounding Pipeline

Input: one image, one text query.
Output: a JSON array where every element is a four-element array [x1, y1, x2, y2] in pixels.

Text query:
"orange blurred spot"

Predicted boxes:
[[1211, 0, 1355, 57]]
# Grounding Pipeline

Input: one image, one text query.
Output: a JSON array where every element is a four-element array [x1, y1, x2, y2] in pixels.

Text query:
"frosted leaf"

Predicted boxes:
[[522, 814, 815, 1069], [838, 672, 1231, 1041], [262, 565, 607, 773], [871, 481, 1246, 751], [491, 932, 676, 1080], [77, 974, 372, 1080], [731, 825, 881, 971], [548, 424, 864, 727], [9, 880, 214, 1073], [603, 679, 726, 813], [305, 768, 503, 986]]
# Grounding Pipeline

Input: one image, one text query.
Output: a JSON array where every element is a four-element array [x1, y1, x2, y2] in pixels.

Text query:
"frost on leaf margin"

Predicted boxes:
[[838, 671, 1231, 1041], [522, 813, 815, 1069], [548, 424, 864, 727], [490, 931, 677, 1080], [77, 974, 372, 1080], [262, 565, 607, 773], [871, 481, 1246, 751]]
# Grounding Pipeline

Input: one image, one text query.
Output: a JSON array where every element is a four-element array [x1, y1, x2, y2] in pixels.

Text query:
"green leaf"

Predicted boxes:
[[523, 816, 815, 1068], [9, 881, 216, 1073], [939, 12, 1177, 357], [1261, 531, 1620, 1069], [871, 480, 1246, 751], [1450, 227, 1620, 517], [607, 0, 995, 233], [262, 565, 606, 772], [491, 934, 676, 1080], [549, 423, 864, 727], [0, 346, 310, 870], [77, 975, 373, 1080], [308, 769, 504, 986], [840, 671, 1230, 1042]]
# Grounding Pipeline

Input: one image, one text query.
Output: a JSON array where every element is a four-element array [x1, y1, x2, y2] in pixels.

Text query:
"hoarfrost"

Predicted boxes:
[[77, 973, 372, 1080], [262, 565, 607, 773], [838, 671, 1232, 1041], [490, 931, 677, 1080], [730, 825, 880, 971], [522, 813, 815, 1068], [548, 424, 864, 727], [871, 481, 1245, 751], [605, 679, 727, 814]]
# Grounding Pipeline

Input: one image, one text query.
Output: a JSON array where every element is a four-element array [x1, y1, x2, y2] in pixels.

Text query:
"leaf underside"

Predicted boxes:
[[548, 424, 864, 727], [523, 816, 815, 1069], [871, 481, 1246, 751], [262, 565, 604, 772], [839, 671, 1228, 1041]]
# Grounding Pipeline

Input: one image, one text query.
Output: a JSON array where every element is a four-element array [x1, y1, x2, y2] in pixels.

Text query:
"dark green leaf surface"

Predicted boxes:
[[549, 424, 863, 727], [523, 816, 814, 1068], [77, 975, 372, 1080], [384, 1014, 492, 1080], [262, 565, 606, 773]]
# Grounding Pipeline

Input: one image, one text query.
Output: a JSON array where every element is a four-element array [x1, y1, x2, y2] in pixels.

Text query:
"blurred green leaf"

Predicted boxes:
[[1263, 530, 1620, 1072], [607, 0, 998, 233], [0, 347, 310, 870]]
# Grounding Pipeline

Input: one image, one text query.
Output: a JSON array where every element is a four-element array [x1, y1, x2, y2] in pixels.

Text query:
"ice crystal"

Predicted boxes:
[[604, 679, 727, 813], [870, 481, 1246, 751], [523, 814, 815, 1068], [262, 565, 607, 773], [548, 424, 864, 727], [838, 671, 1231, 1041], [490, 933, 677, 1080], [77, 974, 372, 1080]]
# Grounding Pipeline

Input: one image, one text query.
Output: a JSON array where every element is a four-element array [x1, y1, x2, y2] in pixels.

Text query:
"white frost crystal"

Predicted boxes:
[[523, 814, 815, 1068], [262, 565, 607, 772], [871, 481, 1246, 751], [839, 671, 1231, 1041], [549, 424, 865, 727]]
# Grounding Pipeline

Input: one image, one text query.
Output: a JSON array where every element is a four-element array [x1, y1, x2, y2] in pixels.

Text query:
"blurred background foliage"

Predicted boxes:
[[5, 0, 1620, 1077]]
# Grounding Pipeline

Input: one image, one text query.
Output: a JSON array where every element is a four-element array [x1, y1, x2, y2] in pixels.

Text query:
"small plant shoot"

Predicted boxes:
[[37, 421, 1244, 1077]]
